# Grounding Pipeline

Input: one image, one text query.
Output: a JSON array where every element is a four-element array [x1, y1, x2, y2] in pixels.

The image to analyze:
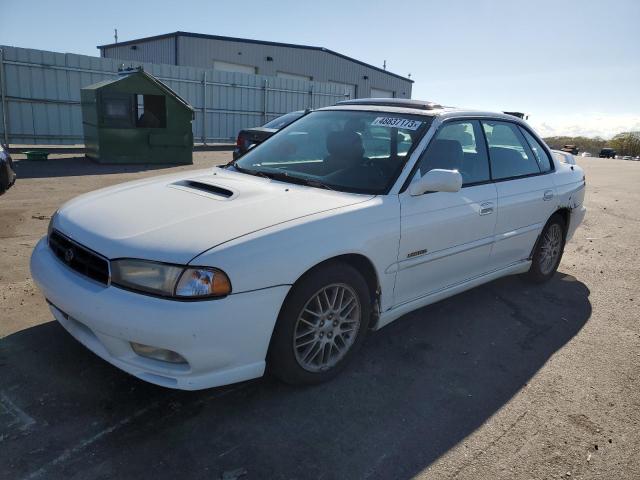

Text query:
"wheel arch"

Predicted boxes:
[[553, 207, 571, 233], [529, 207, 571, 259], [275, 253, 382, 330], [296, 253, 380, 305]]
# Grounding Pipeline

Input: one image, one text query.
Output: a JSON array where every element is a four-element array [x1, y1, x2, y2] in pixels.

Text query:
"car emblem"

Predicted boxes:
[[64, 248, 75, 263]]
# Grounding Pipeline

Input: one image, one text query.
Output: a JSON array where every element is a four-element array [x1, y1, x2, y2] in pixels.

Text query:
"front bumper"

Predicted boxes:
[[30, 237, 290, 390]]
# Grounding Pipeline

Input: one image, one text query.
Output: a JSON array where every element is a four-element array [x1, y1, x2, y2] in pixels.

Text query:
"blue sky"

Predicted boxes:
[[2, 0, 639, 137]]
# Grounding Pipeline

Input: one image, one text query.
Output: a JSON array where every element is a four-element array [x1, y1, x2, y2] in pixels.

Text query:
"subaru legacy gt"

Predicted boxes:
[[31, 98, 586, 390]]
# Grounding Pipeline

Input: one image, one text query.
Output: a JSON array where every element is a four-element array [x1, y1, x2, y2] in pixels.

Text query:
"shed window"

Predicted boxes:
[[101, 92, 135, 128], [137, 94, 166, 128]]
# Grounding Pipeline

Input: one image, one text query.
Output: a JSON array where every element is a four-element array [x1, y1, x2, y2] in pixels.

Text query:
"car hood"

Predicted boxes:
[[54, 167, 373, 264]]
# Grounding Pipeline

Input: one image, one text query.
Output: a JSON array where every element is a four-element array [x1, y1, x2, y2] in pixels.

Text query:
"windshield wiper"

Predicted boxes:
[[230, 163, 267, 178], [256, 170, 336, 191], [300, 179, 335, 191], [233, 166, 335, 191]]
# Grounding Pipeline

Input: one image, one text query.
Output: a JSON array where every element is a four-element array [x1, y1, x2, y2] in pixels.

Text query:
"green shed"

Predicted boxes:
[[81, 68, 194, 164]]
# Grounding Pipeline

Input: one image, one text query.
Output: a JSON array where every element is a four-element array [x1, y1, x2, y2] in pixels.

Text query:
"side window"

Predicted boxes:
[[414, 120, 490, 185], [482, 121, 541, 180], [519, 127, 552, 172]]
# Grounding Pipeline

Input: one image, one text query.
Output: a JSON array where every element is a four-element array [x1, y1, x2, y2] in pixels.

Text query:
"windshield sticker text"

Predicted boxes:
[[371, 117, 422, 130]]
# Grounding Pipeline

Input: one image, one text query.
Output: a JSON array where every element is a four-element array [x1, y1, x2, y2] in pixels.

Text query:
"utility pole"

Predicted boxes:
[[114, 28, 118, 44]]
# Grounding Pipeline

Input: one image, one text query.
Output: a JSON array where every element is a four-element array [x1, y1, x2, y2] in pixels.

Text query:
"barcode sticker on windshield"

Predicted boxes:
[[371, 117, 422, 130]]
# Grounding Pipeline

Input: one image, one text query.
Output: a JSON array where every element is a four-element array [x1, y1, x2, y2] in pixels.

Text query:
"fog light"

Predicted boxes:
[[130, 342, 187, 364]]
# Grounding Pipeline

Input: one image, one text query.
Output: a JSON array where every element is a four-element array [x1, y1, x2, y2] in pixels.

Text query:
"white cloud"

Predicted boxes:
[[529, 114, 640, 138]]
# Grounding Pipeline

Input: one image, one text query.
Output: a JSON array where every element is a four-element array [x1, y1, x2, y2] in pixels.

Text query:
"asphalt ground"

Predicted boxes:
[[0, 154, 638, 479]]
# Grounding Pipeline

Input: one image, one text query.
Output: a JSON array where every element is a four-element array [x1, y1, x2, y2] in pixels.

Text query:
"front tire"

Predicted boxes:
[[268, 262, 372, 385], [526, 214, 566, 283]]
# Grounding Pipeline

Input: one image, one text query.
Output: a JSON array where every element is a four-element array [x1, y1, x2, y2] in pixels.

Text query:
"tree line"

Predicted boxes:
[[544, 131, 640, 156]]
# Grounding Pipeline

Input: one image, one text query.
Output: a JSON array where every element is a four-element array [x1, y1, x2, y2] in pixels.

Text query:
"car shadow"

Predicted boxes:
[[12, 156, 187, 179], [0, 272, 591, 480]]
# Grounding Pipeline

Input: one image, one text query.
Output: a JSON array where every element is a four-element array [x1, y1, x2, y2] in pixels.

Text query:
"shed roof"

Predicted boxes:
[[82, 69, 194, 111], [97, 31, 413, 83]]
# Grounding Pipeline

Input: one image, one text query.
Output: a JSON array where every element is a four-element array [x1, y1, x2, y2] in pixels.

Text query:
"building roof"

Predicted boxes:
[[97, 31, 413, 83]]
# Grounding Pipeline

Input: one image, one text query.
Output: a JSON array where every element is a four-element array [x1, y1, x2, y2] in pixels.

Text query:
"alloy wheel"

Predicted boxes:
[[539, 223, 563, 275], [293, 283, 361, 372]]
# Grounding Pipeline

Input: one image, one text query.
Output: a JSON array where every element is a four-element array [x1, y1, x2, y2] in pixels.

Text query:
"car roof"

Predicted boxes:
[[320, 100, 525, 123]]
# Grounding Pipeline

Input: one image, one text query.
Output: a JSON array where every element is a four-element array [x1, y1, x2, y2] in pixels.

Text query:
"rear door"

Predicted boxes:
[[482, 120, 556, 269], [395, 120, 497, 306]]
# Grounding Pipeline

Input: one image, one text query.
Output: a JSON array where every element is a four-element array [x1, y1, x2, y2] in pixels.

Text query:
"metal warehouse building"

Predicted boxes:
[[98, 31, 413, 100]]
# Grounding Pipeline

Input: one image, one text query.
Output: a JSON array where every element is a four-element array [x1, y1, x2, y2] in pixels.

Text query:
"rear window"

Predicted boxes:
[[519, 127, 552, 172]]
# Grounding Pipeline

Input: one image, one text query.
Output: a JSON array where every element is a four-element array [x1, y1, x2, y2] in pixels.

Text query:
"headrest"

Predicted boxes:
[[326, 130, 364, 158], [421, 139, 463, 174], [489, 146, 524, 178]]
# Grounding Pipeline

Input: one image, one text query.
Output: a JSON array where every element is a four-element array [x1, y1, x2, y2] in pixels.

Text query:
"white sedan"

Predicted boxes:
[[31, 99, 586, 390]]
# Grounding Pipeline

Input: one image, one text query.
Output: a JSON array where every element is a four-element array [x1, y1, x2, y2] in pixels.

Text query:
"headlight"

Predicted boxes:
[[111, 259, 231, 299]]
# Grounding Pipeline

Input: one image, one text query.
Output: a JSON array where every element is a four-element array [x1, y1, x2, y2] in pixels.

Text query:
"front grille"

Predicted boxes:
[[48, 230, 110, 285]]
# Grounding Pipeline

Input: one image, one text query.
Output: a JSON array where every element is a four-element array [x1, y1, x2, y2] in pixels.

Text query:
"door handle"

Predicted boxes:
[[479, 202, 494, 216], [543, 190, 554, 201]]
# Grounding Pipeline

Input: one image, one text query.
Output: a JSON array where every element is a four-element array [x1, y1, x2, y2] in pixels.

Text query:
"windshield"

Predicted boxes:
[[262, 111, 304, 129], [234, 110, 432, 194]]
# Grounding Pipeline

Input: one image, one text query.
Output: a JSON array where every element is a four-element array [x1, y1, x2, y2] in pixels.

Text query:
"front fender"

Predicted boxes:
[[192, 196, 400, 311]]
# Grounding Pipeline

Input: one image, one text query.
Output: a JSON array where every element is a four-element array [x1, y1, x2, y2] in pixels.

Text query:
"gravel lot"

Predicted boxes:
[[1, 154, 638, 479]]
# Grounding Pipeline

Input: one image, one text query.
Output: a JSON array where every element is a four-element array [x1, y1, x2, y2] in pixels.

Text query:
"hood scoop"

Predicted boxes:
[[169, 180, 235, 200]]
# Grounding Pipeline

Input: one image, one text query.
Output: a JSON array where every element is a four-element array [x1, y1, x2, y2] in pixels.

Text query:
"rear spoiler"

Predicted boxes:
[[551, 149, 576, 165]]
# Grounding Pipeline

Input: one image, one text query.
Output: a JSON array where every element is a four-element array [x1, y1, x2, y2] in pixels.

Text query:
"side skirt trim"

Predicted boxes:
[[374, 259, 531, 330]]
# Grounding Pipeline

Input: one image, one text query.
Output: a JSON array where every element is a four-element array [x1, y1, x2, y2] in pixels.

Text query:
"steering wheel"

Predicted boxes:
[[364, 158, 392, 179]]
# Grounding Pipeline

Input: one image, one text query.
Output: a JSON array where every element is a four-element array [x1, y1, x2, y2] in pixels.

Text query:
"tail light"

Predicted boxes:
[[236, 133, 244, 147]]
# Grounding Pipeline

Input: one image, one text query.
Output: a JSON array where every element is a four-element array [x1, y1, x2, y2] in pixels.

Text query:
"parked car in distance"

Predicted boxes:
[[233, 110, 307, 160], [580, 152, 592, 157], [31, 98, 587, 390], [599, 148, 616, 158], [561, 144, 578, 155], [622, 155, 633, 160], [0, 143, 16, 195]]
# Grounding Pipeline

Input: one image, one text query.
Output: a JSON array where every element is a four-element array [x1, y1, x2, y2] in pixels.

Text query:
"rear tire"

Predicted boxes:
[[267, 262, 372, 385], [526, 214, 566, 283]]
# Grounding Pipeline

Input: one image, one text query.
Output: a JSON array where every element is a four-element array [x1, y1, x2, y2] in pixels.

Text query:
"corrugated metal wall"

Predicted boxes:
[[0, 45, 352, 145], [100, 34, 414, 100], [100, 36, 176, 65]]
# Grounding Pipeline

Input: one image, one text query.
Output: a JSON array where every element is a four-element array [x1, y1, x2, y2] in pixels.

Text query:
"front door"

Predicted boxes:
[[394, 120, 497, 306]]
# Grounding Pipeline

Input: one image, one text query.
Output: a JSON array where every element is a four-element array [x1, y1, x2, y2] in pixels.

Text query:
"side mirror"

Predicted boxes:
[[409, 168, 462, 196]]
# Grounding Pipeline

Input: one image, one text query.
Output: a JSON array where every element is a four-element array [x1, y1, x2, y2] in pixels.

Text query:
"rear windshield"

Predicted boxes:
[[234, 110, 432, 194]]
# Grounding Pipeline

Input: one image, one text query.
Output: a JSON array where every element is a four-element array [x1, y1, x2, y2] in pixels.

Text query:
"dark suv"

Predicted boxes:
[[599, 148, 616, 158]]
